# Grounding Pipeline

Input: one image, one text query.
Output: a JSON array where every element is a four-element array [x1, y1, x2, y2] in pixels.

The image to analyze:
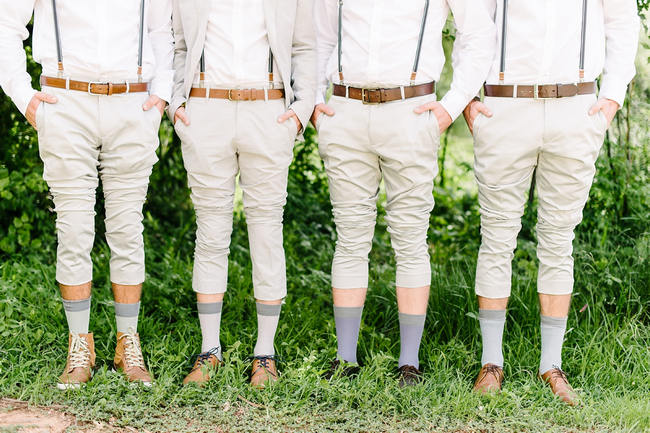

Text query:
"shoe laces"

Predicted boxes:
[[120, 327, 145, 370], [550, 365, 569, 384], [191, 347, 220, 370], [68, 333, 91, 371], [251, 355, 279, 377]]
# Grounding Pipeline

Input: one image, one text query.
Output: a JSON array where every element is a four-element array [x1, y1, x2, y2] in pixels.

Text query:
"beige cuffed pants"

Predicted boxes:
[[473, 94, 608, 298], [176, 97, 296, 301], [317, 95, 440, 289], [36, 85, 161, 286]]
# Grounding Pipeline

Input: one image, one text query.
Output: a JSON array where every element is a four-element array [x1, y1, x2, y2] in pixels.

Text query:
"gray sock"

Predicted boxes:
[[253, 303, 281, 357], [198, 302, 222, 358], [539, 315, 567, 375], [62, 297, 91, 334], [333, 306, 363, 364], [479, 309, 506, 367], [398, 312, 426, 369], [114, 301, 140, 334]]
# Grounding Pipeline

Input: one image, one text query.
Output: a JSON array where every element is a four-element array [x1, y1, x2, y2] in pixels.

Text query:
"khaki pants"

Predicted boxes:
[[36, 86, 161, 286], [473, 94, 608, 298], [317, 95, 440, 289], [175, 97, 296, 301]]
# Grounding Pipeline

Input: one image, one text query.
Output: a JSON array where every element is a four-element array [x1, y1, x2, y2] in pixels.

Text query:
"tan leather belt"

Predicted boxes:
[[189, 87, 285, 101], [332, 81, 436, 104], [40, 76, 150, 95], [484, 82, 596, 99]]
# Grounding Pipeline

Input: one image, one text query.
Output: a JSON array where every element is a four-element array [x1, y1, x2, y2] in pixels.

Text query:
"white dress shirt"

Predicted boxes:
[[197, 0, 280, 88], [314, 0, 496, 120], [482, 0, 639, 106], [0, 0, 174, 115]]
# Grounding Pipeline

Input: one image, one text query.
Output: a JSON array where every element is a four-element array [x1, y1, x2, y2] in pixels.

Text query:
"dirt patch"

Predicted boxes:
[[0, 398, 124, 433]]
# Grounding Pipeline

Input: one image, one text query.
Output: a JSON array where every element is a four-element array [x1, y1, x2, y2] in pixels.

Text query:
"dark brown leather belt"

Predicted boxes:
[[189, 87, 285, 101], [40, 76, 150, 95], [332, 81, 435, 104], [484, 82, 596, 99]]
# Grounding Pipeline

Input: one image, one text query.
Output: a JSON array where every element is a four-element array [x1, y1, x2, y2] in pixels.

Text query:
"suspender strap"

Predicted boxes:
[[498, 0, 508, 83], [579, 0, 588, 81], [137, 0, 145, 81], [410, 0, 430, 84], [51, 0, 64, 74], [337, 0, 344, 83], [268, 48, 274, 88]]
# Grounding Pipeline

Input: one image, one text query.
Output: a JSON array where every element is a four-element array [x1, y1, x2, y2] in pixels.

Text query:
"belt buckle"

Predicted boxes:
[[227, 89, 235, 101], [361, 88, 380, 105], [87, 81, 107, 95], [533, 84, 541, 99]]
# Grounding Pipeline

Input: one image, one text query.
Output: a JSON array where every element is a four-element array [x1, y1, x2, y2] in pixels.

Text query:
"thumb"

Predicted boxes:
[[277, 110, 293, 122], [477, 104, 492, 117], [413, 104, 428, 114]]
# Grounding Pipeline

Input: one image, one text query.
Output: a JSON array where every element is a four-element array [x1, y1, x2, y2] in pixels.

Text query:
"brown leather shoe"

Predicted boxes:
[[473, 363, 504, 394], [114, 328, 152, 386], [322, 359, 361, 380], [58, 333, 96, 389], [250, 356, 279, 389], [540, 368, 579, 406], [398, 365, 423, 387], [183, 349, 222, 386]]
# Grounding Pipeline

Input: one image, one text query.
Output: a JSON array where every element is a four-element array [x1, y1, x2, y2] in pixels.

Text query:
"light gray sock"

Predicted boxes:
[[114, 301, 140, 334], [539, 315, 567, 375], [333, 306, 363, 364], [198, 301, 222, 358], [253, 303, 281, 357], [479, 309, 506, 367], [62, 297, 91, 334], [398, 312, 426, 369]]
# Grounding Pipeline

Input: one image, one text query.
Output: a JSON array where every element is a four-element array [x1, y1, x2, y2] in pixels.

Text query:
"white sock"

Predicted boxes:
[[253, 303, 281, 357], [62, 297, 91, 334], [198, 302, 222, 359], [114, 301, 140, 334], [539, 315, 567, 375]]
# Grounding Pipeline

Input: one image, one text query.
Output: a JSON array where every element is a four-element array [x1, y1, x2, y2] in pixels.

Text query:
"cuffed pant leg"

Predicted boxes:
[[472, 98, 543, 298], [318, 98, 379, 290], [99, 93, 160, 285], [37, 88, 100, 286], [536, 95, 606, 295], [178, 99, 238, 295], [237, 100, 295, 301]]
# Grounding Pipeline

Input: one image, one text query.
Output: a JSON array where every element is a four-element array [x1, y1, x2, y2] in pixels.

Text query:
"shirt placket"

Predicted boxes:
[[97, 2, 106, 79], [233, 1, 243, 83], [540, 0, 554, 83]]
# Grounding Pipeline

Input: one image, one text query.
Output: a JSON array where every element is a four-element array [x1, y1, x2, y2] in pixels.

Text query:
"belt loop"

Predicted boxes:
[[205, 87, 211, 100], [400, 86, 405, 100], [65, 77, 70, 90], [126, 82, 130, 94], [512, 84, 517, 98], [345, 85, 349, 98], [264, 88, 269, 101]]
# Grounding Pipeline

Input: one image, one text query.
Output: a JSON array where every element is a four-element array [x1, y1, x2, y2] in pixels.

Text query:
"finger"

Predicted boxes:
[[588, 102, 602, 116], [413, 103, 434, 114], [40, 92, 58, 104], [142, 96, 158, 111], [321, 105, 335, 116], [277, 110, 295, 123], [477, 105, 492, 117], [179, 112, 190, 126]]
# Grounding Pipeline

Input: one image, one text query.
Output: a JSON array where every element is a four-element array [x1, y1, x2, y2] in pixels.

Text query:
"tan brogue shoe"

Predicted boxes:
[[473, 363, 504, 394], [183, 349, 222, 386], [540, 367, 579, 406], [58, 333, 96, 389], [250, 356, 279, 389], [114, 327, 152, 386]]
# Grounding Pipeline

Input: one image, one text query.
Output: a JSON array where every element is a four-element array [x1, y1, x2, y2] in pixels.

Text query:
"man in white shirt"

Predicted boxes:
[[463, 0, 639, 405], [0, 0, 173, 388], [312, 0, 495, 385], [169, 0, 315, 388]]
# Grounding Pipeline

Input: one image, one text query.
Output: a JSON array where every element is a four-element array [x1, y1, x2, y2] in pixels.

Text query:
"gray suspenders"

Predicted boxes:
[[337, 1, 430, 86], [50, 0, 146, 80], [198, 47, 275, 88], [498, 0, 589, 83]]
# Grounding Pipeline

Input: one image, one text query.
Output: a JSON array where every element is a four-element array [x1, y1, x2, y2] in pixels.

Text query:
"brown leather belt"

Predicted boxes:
[[40, 76, 150, 95], [189, 87, 285, 101], [332, 81, 436, 104], [484, 82, 596, 99]]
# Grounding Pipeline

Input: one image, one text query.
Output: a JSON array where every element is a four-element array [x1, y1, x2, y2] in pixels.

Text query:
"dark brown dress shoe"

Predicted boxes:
[[398, 365, 423, 387], [473, 363, 504, 394], [322, 359, 360, 379], [540, 368, 579, 406]]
